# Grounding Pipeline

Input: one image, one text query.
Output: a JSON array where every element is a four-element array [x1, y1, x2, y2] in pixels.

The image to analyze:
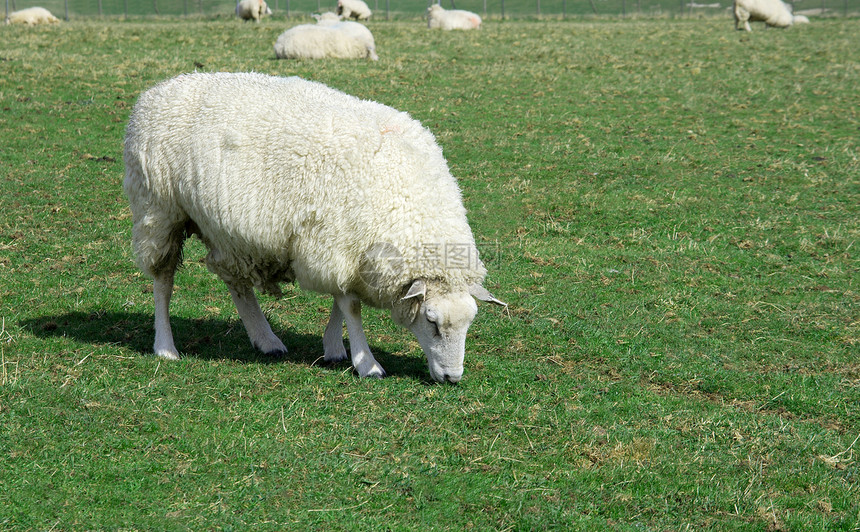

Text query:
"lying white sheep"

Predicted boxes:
[[274, 18, 378, 60], [793, 14, 810, 23], [5, 7, 60, 25], [312, 11, 342, 24], [733, 0, 795, 31], [337, 0, 371, 20], [235, 0, 272, 22], [124, 72, 503, 383], [427, 4, 481, 30]]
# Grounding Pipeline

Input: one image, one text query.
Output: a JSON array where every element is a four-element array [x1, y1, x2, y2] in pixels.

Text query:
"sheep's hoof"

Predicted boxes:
[[263, 348, 288, 359], [324, 347, 349, 365], [358, 366, 387, 379], [155, 349, 180, 360], [253, 337, 288, 358]]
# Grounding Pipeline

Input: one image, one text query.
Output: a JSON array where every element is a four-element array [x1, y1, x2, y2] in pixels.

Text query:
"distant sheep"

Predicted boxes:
[[236, 0, 272, 22], [313, 11, 342, 24], [733, 0, 796, 31], [123, 72, 504, 382], [5, 7, 60, 25], [274, 17, 378, 60], [427, 4, 481, 30], [793, 14, 810, 23], [337, 0, 371, 20]]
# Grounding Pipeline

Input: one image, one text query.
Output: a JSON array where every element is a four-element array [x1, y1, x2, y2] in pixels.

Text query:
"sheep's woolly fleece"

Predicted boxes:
[[235, 0, 271, 22], [733, 0, 794, 30], [337, 0, 372, 20], [5, 6, 60, 25], [274, 19, 378, 60], [123, 72, 485, 308], [427, 4, 482, 30]]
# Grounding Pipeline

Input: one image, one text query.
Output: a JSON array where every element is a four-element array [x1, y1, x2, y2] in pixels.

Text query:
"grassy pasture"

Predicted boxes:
[[1, 16, 858, 529]]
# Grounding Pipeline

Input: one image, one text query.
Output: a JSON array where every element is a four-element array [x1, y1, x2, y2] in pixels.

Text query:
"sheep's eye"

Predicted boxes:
[[428, 319, 442, 337]]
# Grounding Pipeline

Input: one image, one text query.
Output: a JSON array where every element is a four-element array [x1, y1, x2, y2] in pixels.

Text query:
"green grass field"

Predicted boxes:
[[1, 16, 858, 529]]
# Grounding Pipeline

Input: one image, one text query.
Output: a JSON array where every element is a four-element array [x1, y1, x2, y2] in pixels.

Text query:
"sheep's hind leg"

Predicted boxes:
[[153, 269, 180, 360], [226, 282, 288, 357], [323, 299, 348, 364], [335, 294, 386, 378]]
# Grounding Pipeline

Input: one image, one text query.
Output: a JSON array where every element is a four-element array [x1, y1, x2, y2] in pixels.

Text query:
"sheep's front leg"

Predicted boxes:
[[153, 270, 180, 360], [335, 294, 386, 378], [226, 282, 288, 357], [323, 299, 348, 364]]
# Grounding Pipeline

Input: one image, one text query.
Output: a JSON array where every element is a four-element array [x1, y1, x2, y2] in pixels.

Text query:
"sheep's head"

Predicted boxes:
[[392, 280, 505, 383]]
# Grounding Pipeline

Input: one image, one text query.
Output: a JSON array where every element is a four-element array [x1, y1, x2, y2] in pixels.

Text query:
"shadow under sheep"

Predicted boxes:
[[20, 310, 430, 380]]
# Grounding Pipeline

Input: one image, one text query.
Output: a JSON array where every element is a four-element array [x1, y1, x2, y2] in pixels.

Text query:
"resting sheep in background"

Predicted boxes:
[[236, 0, 272, 22], [427, 3, 482, 30], [274, 17, 378, 60], [123, 73, 503, 383], [5, 7, 59, 25], [337, 0, 371, 20], [312, 11, 342, 23], [733, 0, 796, 31]]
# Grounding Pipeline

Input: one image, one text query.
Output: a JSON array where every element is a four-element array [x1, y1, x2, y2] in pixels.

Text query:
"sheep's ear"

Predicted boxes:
[[402, 280, 426, 301], [469, 284, 507, 307]]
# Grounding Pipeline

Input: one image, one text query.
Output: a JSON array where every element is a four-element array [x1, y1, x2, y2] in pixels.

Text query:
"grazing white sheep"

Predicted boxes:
[[5, 7, 60, 25], [427, 4, 482, 30], [235, 0, 272, 22], [123, 72, 503, 383], [337, 0, 371, 20], [733, 0, 795, 31], [274, 18, 378, 60]]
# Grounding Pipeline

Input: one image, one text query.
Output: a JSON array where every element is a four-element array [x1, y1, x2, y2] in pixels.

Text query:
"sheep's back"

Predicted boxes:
[[274, 24, 371, 59], [125, 73, 480, 301]]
